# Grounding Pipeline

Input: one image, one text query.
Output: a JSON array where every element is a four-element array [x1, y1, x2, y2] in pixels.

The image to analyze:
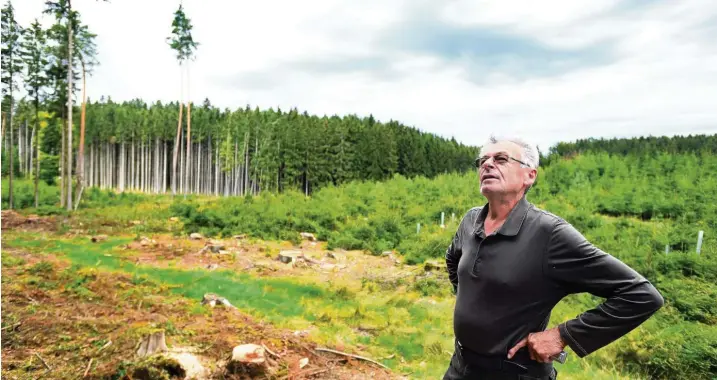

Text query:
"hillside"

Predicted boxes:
[[2, 145, 717, 379]]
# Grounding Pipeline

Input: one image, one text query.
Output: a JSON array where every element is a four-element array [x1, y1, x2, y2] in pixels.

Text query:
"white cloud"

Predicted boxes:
[[12, 0, 717, 151]]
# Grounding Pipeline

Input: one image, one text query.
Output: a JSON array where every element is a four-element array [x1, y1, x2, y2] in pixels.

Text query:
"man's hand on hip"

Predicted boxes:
[[507, 327, 567, 363]]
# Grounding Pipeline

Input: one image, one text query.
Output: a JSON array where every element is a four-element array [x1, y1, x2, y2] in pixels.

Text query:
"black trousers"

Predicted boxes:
[[442, 347, 558, 380]]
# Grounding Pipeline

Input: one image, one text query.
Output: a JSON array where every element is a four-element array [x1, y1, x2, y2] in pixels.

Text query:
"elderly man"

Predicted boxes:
[[443, 136, 663, 380]]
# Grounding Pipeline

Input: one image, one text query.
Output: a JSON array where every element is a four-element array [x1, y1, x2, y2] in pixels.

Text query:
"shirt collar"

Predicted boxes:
[[473, 196, 531, 237]]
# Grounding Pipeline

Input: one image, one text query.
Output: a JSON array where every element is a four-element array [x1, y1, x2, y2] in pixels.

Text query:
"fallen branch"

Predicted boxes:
[[35, 352, 51, 371], [83, 358, 93, 377], [262, 343, 281, 358], [314, 347, 388, 369], [301, 255, 323, 265], [302, 368, 330, 377], [98, 340, 112, 352], [1, 321, 21, 331]]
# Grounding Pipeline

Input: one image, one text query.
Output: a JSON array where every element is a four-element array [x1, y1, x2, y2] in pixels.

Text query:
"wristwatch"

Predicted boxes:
[[551, 351, 568, 364]]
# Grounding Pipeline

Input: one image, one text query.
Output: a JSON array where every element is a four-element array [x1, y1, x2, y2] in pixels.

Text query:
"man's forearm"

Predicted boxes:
[[557, 280, 663, 357]]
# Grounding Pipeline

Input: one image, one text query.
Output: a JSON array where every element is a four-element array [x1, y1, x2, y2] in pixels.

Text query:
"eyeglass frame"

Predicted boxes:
[[474, 153, 530, 168]]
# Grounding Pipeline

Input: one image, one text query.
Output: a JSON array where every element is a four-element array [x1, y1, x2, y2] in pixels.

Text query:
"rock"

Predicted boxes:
[[209, 239, 225, 247], [381, 251, 394, 256], [209, 245, 223, 254], [206, 264, 219, 271], [201, 293, 236, 309], [140, 236, 156, 247], [278, 250, 302, 264], [326, 252, 346, 261], [189, 233, 203, 240], [424, 260, 446, 272], [300, 232, 317, 242], [299, 357, 309, 369], [137, 331, 168, 358], [233, 234, 247, 240], [227, 344, 266, 376], [90, 234, 108, 243]]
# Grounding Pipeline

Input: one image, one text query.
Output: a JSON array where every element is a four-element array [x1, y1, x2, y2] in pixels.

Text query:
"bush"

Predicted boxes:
[[618, 322, 717, 380]]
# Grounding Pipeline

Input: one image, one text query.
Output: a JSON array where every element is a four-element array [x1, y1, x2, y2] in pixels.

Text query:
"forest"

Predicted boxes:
[[1, 0, 477, 212]]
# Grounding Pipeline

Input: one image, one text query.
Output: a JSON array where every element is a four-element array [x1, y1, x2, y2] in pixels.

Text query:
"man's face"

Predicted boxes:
[[477, 141, 536, 197]]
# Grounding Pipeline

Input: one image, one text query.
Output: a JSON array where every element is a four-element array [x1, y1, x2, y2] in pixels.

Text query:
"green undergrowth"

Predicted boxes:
[[5, 232, 660, 379]]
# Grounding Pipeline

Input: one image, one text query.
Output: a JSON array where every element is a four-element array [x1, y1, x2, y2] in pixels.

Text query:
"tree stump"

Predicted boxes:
[[278, 250, 302, 264], [227, 344, 266, 376], [136, 331, 168, 358]]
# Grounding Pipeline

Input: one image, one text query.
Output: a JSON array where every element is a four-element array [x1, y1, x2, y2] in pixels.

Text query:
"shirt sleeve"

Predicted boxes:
[[544, 218, 664, 357], [445, 227, 463, 294]]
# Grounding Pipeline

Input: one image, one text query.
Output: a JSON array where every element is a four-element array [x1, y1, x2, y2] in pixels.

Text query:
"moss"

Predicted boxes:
[[131, 355, 186, 380]]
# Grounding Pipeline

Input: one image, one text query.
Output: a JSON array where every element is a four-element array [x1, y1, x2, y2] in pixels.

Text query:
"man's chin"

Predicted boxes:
[[480, 186, 499, 196]]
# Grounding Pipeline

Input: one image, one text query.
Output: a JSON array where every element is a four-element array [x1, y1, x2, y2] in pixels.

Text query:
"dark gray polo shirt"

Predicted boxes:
[[445, 196, 663, 358]]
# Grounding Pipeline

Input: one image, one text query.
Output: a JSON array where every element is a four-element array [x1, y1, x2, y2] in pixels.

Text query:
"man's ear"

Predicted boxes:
[[525, 168, 537, 188]]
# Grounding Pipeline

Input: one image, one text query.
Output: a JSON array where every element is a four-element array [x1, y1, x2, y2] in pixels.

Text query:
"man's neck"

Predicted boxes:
[[486, 192, 524, 222]]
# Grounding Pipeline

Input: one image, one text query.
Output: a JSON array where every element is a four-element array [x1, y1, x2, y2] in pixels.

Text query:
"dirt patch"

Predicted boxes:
[[1, 248, 401, 379], [118, 234, 421, 290], [1, 210, 57, 232]]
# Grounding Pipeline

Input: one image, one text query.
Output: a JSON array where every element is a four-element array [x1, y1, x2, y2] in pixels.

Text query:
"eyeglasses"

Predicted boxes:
[[474, 153, 529, 168]]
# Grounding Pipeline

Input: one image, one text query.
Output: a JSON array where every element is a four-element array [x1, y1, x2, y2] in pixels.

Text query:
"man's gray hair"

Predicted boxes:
[[481, 136, 540, 169]]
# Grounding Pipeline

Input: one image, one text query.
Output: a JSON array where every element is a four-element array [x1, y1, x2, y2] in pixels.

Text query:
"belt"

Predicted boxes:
[[456, 340, 554, 378]]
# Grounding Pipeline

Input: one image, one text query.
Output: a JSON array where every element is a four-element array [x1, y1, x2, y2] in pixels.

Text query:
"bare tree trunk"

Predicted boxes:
[[18, 120, 23, 177], [8, 106, 14, 209], [196, 140, 201, 193], [214, 143, 219, 195], [172, 61, 184, 195], [163, 140, 167, 192], [207, 135, 212, 194], [74, 58, 87, 208], [29, 125, 35, 180], [66, 12, 74, 211], [34, 116, 40, 208], [185, 101, 191, 195], [89, 142, 93, 188], [60, 119, 66, 206]]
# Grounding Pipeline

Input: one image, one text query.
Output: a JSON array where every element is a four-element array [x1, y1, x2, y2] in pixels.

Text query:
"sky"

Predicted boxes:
[[12, 0, 717, 151]]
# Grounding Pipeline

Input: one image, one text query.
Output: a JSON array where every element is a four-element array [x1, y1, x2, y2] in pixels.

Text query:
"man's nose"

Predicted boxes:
[[481, 158, 497, 169]]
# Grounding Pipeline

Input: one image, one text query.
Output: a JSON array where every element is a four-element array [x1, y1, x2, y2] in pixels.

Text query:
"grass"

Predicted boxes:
[[4, 231, 650, 379]]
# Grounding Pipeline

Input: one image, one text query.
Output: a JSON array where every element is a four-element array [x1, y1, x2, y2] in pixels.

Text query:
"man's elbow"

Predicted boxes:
[[646, 283, 664, 314]]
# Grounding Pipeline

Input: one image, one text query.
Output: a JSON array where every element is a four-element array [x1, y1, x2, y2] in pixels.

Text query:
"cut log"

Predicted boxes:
[[207, 240, 225, 253], [278, 250, 302, 264], [227, 344, 266, 376], [90, 235, 108, 243], [189, 233, 203, 240], [326, 252, 345, 261], [136, 331, 168, 357], [424, 260, 446, 272], [299, 232, 316, 241]]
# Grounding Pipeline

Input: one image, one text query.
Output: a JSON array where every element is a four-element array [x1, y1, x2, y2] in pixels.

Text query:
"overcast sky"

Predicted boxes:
[[13, 0, 717, 150]]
